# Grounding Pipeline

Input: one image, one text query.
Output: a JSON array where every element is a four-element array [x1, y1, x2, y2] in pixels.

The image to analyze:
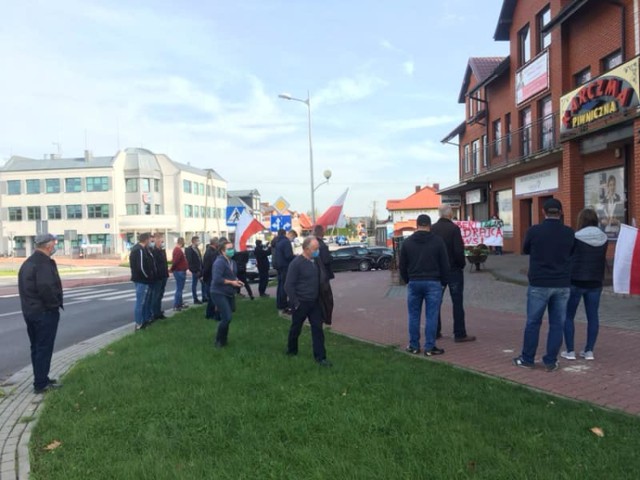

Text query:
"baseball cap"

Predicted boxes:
[[416, 214, 431, 227], [35, 233, 56, 246], [543, 198, 562, 213]]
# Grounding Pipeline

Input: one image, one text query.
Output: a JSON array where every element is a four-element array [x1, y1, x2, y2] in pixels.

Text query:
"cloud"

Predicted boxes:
[[313, 75, 388, 108], [403, 60, 415, 76]]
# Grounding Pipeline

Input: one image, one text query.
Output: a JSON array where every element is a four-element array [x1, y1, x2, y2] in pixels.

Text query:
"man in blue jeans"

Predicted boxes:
[[399, 214, 450, 356], [129, 232, 157, 330], [514, 198, 575, 371]]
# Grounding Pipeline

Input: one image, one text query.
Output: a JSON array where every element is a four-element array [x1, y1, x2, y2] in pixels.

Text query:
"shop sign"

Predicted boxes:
[[515, 167, 558, 196], [465, 189, 482, 205], [516, 51, 549, 105], [440, 194, 461, 207], [560, 57, 639, 140]]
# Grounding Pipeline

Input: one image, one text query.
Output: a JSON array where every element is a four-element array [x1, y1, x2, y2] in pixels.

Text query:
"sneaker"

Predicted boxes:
[[34, 383, 63, 394], [194, 300, 203, 305], [134, 323, 147, 331], [424, 347, 445, 356], [512, 357, 534, 369], [561, 351, 576, 360], [405, 346, 420, 354], [545, 362, 559, 372], [580, 351, 595, 361], [260, 293, 270, 298]]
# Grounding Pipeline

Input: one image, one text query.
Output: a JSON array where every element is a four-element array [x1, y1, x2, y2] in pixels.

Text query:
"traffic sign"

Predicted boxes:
[[226, 206, 245, 226], [270, 215, 292, 232], [273, 197, 290, 214]]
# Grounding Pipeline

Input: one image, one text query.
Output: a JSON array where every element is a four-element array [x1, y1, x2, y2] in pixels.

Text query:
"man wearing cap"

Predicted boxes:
[[514, 198, 575, 371], [399, 214, 450, 356], [18, 233, 64, 394]]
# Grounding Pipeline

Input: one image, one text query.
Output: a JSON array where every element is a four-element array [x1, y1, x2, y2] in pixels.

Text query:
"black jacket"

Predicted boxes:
[[202, 246, 219, 283], [317, 237, 334, 280], [18, 250, 63, 317], [523, 218, 575, 288], [130, 243, 156, 284], [274, 235, 294, 272], [571, 226, 608, 287], [399, 230, 450, 285], [185, 244, 203, 275], [233, 251, 250, 274], [431, 218, 466, 271], [285, 255, 320, 307], [254, 245, 271, 272], [152, 247, 169, 279]]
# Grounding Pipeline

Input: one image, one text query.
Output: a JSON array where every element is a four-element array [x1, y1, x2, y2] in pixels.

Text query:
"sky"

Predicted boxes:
[[0, 0, 509, 218]]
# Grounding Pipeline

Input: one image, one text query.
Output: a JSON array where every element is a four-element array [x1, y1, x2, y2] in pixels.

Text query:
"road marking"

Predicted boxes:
[[64, 289, 119, 299]]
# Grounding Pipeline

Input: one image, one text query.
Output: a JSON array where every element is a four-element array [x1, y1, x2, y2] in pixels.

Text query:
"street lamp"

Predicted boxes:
[[278, 91, 317, 223], [314, 169, 332, 192]]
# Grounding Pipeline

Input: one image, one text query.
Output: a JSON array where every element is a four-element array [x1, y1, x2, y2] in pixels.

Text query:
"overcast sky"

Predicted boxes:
[[0, 0, 509, 218]]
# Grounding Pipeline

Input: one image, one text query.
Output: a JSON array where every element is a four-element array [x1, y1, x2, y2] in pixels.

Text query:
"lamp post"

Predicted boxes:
[[278, 91, 317, 223]]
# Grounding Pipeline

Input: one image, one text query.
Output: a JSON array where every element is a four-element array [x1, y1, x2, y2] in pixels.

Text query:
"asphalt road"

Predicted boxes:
[[0, 278, 193, 383]]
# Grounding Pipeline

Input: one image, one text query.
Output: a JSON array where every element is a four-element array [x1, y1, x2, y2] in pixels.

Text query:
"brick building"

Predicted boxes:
[[440, 0, 640, 254]]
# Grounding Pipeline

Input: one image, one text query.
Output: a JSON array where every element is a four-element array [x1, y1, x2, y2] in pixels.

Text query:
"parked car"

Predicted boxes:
[[246, 251, 277, 282], [368, 247, 394, 270], [330, 246, 391, 272]]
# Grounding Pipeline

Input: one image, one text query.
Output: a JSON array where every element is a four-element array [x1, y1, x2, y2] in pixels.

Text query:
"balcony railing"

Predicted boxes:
[[462, 112, 561, 178]]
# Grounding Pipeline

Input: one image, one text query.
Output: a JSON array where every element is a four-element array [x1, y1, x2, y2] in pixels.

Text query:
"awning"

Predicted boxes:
[[441, 121, 466, 144], [437, 181, 488, 195]]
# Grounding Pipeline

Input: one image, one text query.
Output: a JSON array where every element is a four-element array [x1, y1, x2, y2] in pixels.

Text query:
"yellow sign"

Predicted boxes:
[[273, 196, 290, 214]]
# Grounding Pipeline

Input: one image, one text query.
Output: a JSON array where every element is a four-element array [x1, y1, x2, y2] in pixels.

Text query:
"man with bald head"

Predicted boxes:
[[431, 205, 476, 343]]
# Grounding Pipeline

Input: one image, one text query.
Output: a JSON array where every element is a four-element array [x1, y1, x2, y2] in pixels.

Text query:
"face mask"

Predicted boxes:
[[50, 245, 57, 256], [149, 242, 156, 248], [311, 250, 320, 258], [160, 242, 165, 248], [226, 248, 235, 257]]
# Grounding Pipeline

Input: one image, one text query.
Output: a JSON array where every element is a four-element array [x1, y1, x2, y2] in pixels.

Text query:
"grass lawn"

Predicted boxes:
[[0, 270, 17, 276], [31, 300, 640, 479]]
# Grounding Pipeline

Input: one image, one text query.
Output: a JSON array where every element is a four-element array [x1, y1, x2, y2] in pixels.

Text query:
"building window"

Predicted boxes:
[[125, 178, 138, 193], [602, 50, 623, 71], [206, 185, 212, 197], [537, 5, 551, 52], [86, 176, 109, 192], [520, 107, 532, 156], [463, 145, 470, 173], [471, 140, 480, 173], [26, 179, 40, 194], [518, 24, 531, 66], [65, 177, 82, 193], [46, 178, 60, 193], [184, 205, 193, 217], [539, 96, 554, 149], [154, 179, 160, 192], [87, 204, 110, 219], [183, 180, 192, 194], [493, 119, 502, 156], [144, 204, 151, 215], [88, 234, 110, 246], [574, 67, 591, 87], [27, 207, 42, 221], [482, 135, 488, 167], [505, 113, 512, 151], [201, 206, 206, 217], [141, 178, 150, 193], [155, 204, 162, 214], [8, 207, 22, 221], [47, 205, 62, 220], [7, 180, 21, 195], [126, 204, 139, 215], [200, 183, 206, 195], [194, 206, 200, 218], [66, 205, 83, 219]]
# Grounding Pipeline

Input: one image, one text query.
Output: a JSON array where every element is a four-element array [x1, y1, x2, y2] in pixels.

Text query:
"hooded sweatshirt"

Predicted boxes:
[[571, 226, 608, 288], [399, 230, 450, 285]]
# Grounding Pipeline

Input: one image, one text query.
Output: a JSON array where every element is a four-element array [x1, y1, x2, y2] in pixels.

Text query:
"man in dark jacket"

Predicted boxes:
[[274, 229, 295, 312], [185, 236, 205, 304], [150, 233, 169, 321], [254, 239, 271, 297], [399, 215, 450, 356], [233, 250, 254, 299], [514, 198, 575, 371], [431, 205, 476, 343], [313, 225, 334, 324], [129, 232, 156, 330], [203, 237, 219, 319], [18, 233, 64, 394]]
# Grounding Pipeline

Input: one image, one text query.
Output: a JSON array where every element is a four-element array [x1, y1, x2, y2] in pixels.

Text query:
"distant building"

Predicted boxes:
[[0, 148, 227, 257], [386, 184, 443, 236], [227, 189, 261, 218]]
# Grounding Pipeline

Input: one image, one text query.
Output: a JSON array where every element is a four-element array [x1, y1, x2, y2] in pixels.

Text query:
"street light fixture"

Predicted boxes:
[[314, 169, 332, 192]]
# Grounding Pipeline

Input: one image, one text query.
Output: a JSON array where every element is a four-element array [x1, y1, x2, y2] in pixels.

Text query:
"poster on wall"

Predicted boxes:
[[455, 221, 503, 247], [584, 167, 625, 241], [496, 189, 513, 236]]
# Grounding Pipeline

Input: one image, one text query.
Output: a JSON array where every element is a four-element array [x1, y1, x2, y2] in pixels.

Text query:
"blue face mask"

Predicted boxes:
[[226, 248, 235, 257], [149, 242, 156, 248], [311, 250, 320, 258]]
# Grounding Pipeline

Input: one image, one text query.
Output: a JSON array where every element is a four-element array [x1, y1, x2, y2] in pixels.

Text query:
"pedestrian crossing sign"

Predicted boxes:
[[226, 206, 245, 226]]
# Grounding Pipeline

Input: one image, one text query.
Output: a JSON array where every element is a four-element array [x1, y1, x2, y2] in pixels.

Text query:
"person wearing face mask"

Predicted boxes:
[[18, 233, 64, 394], [284, 236, 331, 366], [150, 233, 169, 321], [129, 232, 157, 330], [211, 241, 244, 348]]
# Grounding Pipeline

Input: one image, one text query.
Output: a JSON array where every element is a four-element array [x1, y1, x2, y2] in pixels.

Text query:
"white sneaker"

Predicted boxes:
[[579, 351, 595, 361], [561, 351, 576, 360]]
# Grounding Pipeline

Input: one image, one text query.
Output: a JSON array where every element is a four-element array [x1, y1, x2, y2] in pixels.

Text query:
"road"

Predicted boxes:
[[0, 278, 193, 383]]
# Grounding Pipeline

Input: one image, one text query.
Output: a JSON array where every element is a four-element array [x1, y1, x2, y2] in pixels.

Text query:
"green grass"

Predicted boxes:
[[0, 270, 17, 276], [31, 301, 640, 479]]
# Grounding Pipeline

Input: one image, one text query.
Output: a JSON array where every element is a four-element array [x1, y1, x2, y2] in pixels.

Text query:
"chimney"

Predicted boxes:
[[84, 150, 93, 162], [433, 183, 440, 191], [415, 185, 421, 193]]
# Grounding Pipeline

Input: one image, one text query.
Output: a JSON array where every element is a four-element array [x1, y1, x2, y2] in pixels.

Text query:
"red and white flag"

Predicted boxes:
[[315, 189, 349, 229], [613, 224, 640, 295], [234, 210, 265, 252]]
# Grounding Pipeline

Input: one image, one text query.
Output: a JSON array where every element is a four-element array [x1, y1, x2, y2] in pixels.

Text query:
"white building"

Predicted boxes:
[[0, 148, 228, 257]]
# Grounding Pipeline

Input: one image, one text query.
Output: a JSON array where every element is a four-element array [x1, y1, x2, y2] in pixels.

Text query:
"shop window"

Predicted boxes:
[[602, 50, 623, 72], [537, 5, 551, 52], [520, 107, 532, 157], [574, 67, 591, 87], [518, 24, 531, 66]]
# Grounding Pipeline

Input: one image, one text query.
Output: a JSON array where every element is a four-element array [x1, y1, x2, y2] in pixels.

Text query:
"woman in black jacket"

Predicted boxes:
[[211, 241, 244, 348], [561, 208, 608, 362]]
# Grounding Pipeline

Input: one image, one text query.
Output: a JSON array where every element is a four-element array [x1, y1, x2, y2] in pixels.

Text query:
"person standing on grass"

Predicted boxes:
[[233, 249, 255, 300], [514, 198, 575, 371], [285, 236, 331, 366], [203, 237, 220, 319], [169, 237, 189, 311], [399, 214, 450, 356], [431, 204, 476, 343], [150, 233, 169, 321], [275, 229, 295, 313], [313, 225, 335, 325], [18, 233, 64, 394], [185, 236, 205, 304], [254, 239, 271, 297], [561, 208, 608, 362], [211, 241, 244, 348], [129, 232, 156, 330]]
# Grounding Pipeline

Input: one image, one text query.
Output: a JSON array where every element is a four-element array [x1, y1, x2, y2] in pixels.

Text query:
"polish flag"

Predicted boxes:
[[315, 189, 349, 229], [613, 224, 640, 295], [234, 210, 266, 252]]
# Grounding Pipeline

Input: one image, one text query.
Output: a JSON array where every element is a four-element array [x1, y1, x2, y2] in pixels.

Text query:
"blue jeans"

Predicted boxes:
[[191, 272, 203, 302], [173, 270, 186, 307], [151, 278, 168, 318], [212, 293, 234, 344], [24, 310, 60, 390], [564, 285, 602, 353], [407, 280, 443, 351], [134, 282, 152, 326], [521, 286, 570, 365]]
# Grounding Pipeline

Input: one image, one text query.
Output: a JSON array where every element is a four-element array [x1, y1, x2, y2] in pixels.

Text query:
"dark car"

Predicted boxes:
[[330, 246, 391, 272], [246, 251, 277, 282], [368, 247, 394, 270]]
